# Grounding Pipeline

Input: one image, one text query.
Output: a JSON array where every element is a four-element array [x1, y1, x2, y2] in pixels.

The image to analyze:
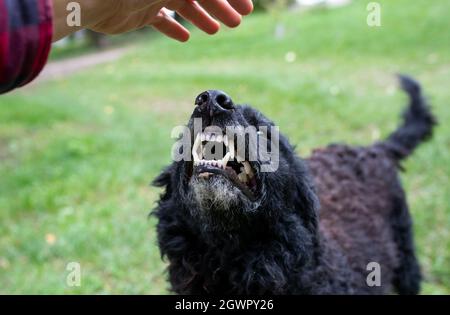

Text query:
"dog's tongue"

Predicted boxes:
[[194, 166, 257, 201]]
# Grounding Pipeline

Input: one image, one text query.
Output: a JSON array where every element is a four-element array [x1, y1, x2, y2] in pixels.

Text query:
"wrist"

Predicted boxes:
[[78, 0, 110, 27], [51, 0, 108, 41]]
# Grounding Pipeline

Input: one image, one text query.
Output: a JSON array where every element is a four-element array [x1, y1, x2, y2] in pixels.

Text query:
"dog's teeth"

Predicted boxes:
[[238, 172, 248, 183], [224, 135, 228, 146], [201, 133, 206, 142], [228, 137, 235, 159], [216, 134, 223, 143], [198, 144, 203, 160], [236, 153, 245, 162], [222, 152, 231, 167], [192, 134, 201, 162], [243, 161, 254, 178]]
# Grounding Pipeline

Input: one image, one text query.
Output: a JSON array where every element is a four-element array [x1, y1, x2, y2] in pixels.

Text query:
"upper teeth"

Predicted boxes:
[[200, 132, 221, 142], [192, 132, 254, 178], [222, 152, 232, 166], [192, 132, 202, 162], [193, 132, 230, 169], [243, 161, 254, 177]]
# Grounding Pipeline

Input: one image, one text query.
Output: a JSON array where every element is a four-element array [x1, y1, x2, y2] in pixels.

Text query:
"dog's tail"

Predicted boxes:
[[378, 75, 436, 161]]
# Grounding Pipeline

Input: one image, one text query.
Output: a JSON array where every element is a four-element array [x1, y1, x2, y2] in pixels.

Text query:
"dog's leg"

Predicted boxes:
[[390, 189, 422, 295]]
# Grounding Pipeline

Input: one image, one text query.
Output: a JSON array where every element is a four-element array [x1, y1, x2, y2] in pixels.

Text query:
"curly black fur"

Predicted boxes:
[[152, 75, 436, 294]]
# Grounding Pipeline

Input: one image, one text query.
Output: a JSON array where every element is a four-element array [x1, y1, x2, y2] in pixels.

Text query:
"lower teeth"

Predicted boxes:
[[194, 160, 224, 169]]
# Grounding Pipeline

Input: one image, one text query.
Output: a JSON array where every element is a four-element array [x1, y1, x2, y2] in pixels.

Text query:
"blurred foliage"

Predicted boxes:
[[253, 0, 296, 11], [86, 31, 110, 49], [50, 28, 156, 61]]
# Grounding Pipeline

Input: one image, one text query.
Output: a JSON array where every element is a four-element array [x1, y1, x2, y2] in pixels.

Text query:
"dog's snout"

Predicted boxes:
[[196, 91, 210, 106], [195, 90, 234, 117], [213, 91, 234, 110]]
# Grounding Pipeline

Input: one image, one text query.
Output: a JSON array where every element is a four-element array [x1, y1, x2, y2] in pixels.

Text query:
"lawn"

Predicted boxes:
[[0, 0, 449, 294]]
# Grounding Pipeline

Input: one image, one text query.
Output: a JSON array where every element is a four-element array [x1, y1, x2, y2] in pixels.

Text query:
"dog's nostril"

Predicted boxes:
[[196, 92, 210, 106], [201, 93, 209, 103], [215, 92, 233, 110], [195, 90, 234, 115]]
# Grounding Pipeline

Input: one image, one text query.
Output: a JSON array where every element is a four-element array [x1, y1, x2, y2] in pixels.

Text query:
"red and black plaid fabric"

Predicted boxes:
[[0, 0, 53, 94]]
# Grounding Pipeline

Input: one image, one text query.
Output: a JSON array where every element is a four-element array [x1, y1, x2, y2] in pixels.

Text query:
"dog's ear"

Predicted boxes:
[[153, 167, 172, 187], [152, 164, 176, 200]]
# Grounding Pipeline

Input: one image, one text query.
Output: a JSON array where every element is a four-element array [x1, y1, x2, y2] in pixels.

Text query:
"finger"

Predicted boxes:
[[227, 0, 254, 15], [151, 10, 191, 42], [196, 0, 242, 28], [168, 1, 220, 34], [197, 0, 242, 28]]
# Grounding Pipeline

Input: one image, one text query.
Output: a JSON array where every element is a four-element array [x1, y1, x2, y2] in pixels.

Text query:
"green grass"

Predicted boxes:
[[0, 0, 449, 294]]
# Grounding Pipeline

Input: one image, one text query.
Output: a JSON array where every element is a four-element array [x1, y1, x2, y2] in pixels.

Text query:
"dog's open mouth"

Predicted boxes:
[[191, 131, 258, 201]]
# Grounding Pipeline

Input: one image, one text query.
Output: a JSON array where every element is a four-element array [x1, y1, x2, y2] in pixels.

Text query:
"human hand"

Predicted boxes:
[[52, 0, 254, 42]]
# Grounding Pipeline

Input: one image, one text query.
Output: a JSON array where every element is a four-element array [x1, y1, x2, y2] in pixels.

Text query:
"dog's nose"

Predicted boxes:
[[195, 90, 234, 117]]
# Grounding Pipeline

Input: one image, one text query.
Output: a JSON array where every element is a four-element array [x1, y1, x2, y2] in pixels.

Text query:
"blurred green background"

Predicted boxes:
[[0, 0, 449, 294]]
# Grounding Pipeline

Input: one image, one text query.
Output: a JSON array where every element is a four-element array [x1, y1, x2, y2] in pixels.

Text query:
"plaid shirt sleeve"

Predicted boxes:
[[0, 0, 53, 94]]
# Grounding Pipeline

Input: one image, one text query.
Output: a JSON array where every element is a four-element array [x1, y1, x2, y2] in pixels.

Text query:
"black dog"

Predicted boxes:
[[152, 75, 435, 294]]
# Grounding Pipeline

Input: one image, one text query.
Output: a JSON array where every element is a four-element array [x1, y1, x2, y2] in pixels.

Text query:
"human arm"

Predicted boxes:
[[52, 0, 254, 42]]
